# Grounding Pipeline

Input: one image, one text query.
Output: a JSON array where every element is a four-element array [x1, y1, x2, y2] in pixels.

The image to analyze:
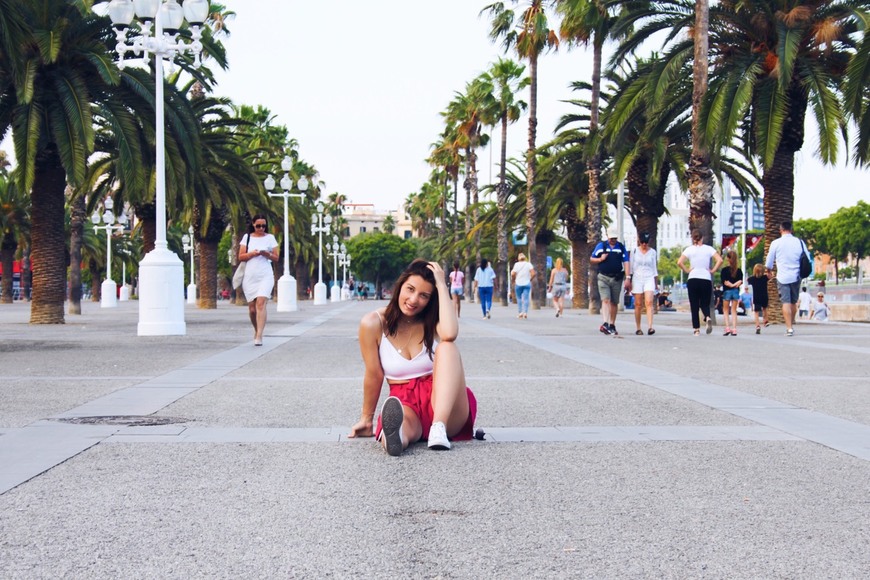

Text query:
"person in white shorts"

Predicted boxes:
[[630, 232, 659, 335]]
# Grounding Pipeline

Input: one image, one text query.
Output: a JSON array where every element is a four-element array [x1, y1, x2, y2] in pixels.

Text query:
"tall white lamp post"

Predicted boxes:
[[265, 156, 309, 312], [339, 249, 350, 301], [91, 198, 127, 309], [181, 226, 196, 305], [310, 202, 332, 305], [107, 0, 211, 335], [326, 235, 343, 302], [119, 248, 131, 301]]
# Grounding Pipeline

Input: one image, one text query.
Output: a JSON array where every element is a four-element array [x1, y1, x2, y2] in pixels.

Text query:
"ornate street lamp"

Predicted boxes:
[[326, 235, 342, 302], [181, 226, 196, 305], [91, 198, 128, 309], [265, 156, 309, 312], [310, 202, 332, 305], [106, 0, 211, 335]]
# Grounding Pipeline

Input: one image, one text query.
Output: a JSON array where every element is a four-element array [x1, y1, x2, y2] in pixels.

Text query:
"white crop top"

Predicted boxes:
[[377, 314, 437, 380]]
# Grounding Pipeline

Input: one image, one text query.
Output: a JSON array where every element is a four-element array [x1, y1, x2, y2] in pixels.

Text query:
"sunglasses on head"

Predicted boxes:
[[254, 223, 266, 229]]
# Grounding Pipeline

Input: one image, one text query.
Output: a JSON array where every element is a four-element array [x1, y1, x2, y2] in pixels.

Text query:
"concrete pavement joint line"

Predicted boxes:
[[0, 304, 354, 495], [102, 424, 801, 444], [472, 319, 870, 461]]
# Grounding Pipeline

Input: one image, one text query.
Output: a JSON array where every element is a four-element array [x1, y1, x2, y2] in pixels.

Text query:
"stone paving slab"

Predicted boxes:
[[1, 442, 868, 578], [2, 299, 870, 577]]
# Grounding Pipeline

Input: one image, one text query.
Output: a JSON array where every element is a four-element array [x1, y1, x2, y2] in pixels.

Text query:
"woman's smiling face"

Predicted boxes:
[[398, 274, 434, 317]]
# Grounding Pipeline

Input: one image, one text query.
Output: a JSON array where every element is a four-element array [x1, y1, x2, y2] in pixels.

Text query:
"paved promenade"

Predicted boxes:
[[1, 298, 869, 578]]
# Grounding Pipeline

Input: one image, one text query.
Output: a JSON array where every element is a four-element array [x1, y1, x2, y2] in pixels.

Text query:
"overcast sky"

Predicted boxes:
[[3, 0, 866, 221]]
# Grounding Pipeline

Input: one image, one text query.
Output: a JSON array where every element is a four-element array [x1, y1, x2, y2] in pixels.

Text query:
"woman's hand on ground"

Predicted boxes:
[[348, 418, 374, 438]]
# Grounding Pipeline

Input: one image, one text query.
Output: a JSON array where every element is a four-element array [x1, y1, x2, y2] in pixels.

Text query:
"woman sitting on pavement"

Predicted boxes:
[[348, 259, 477, 456]]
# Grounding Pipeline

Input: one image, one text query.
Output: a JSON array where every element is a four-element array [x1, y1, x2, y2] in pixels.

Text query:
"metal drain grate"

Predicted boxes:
[[56, 415, 190, 426]]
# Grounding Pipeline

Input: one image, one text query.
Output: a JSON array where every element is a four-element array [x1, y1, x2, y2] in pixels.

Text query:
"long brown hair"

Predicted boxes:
[[383, 259, 438, 358], [752, 263, 764, 277], [726, 250, 739, 277]]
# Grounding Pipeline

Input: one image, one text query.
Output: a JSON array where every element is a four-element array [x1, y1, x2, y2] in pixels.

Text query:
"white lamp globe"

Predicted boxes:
[[107, 0, 135, 26], [264, 175, 276, 191], [298, 177, 309, 191], [133, 0, 160, 20], [281, 156, 293, 173], [182, 0, 209, 25], [159, 0, 185, 33]]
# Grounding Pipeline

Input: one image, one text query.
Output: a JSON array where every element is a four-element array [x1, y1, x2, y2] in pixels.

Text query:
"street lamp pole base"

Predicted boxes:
[[100, 279, 118, 308], [276, 275, 298, 312], [137, 247, 186, 336], [331, 282, 341, 302], [313, 282, 328, 305], [186, 283, 197, 305]]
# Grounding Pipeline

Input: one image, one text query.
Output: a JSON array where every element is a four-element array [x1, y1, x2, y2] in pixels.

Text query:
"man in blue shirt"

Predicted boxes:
[[590, 228, 631, 335]]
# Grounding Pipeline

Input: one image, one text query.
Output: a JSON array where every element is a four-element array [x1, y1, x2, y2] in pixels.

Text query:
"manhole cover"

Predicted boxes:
[[56, 415, 190, 426]]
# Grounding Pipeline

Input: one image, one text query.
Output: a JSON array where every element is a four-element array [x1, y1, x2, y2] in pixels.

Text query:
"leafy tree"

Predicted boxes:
[[823, 201, 870, 279], [480, 58, 528, 304], [483, 0, 559, 308], [344, 232, 417, 296]]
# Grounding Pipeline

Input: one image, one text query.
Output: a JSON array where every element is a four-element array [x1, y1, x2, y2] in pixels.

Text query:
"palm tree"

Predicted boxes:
[[444, 78, 492, 265], [483, 0, 559, 308], [0, 2, 116, 323], [481, 58, 529, 304], [619, 0, 863, 322], [556, 0, 623, 314]]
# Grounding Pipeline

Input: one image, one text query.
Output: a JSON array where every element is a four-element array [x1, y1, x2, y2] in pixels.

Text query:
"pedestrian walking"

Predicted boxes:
[[720, 250, 743, 336], [547, 257, 569, 318], [747, 263, 770, 334], [239, 215, 279, 346], [511, 253, 535, 319], [348, 259, 477, 456], [798, 286, 812, 318], [448, 260, 464, 318], [630, 232, 658, 335], [765, 220, 813, 336], [472, 258, 497, 319], [591, 228, 631, 335], [810, 292, 830, 321], [677, 229, 723, 336]]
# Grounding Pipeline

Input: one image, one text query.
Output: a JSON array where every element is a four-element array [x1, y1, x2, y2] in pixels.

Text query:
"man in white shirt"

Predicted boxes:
[[798, 286, 811, 318], [765, 220, 812, 337]]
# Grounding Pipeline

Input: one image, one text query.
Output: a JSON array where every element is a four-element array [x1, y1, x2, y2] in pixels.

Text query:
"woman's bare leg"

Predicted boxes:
[[633, 294, 642, 330], [255, 296, 268, 340], [430, 341, 470, 437], [644, 290, 655, 329], [248, 302, 257, 337]]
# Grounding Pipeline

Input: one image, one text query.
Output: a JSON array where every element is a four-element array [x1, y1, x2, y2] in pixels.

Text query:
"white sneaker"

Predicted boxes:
[[427, 421, 451, 450], [379, 397, 404, 456]]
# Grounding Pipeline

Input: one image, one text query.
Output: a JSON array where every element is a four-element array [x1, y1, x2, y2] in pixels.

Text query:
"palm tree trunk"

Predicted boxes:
[[68, 192, 85, 315], [136, 203, 157, 254], [197, 240, 218, 309], [497, 114, 510, 306], [90, 258, 101, 301], [470, 148, 481, 264], [527, 53, 540, 308], [29, 145, 67, 324], [687, 0, 715, 244], [762, 148, 796, 324], [586, 41, 604, 315], [296, 256, 310, 301], [0, 243, 15, 304]]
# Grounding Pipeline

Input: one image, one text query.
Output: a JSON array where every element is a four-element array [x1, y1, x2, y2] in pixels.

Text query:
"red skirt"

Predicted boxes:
[[375, 374, 477, 442]]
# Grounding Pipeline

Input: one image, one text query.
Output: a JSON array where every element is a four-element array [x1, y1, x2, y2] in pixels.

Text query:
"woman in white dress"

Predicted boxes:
[[239, 215, 279, 346]]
